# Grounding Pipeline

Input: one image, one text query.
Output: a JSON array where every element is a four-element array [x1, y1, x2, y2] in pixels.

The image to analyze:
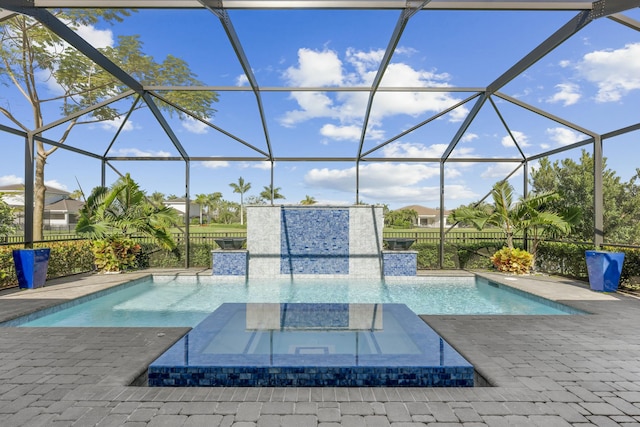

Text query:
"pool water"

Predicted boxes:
[[10, 275, 580, 327]]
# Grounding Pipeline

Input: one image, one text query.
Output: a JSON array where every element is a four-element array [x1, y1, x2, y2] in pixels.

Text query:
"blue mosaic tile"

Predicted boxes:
[[212, 251, 247, 276], [280, 208, 350, 275], [382, 251, 417, 276]]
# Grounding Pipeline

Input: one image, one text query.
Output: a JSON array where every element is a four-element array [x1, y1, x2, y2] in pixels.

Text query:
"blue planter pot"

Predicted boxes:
[[585, 250, 625, 292], [12, 248, 51, 289]]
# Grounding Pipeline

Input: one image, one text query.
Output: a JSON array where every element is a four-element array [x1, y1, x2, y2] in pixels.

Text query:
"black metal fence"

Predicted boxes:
[[2, 231, 506, 247]]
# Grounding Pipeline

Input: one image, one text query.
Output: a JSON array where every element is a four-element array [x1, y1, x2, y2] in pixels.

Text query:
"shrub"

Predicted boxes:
[[0, 240, 94, 289], [92, 237, 141, 272], [535, 242, 590, 279], [490, 247, 533, 274]]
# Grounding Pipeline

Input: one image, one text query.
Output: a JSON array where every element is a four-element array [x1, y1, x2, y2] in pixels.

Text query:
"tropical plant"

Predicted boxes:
[[229, 177, 251, 225], [531, 150, 640, 244], [491, 247, 534, 274], [149, 191, 165, 207], [384, 208, 418, 228], [0, 197, 15, 237], [451, 181, 575, 271], [76, 174, 180, 271], [0, 11, 218, 241], [300, 195, 317, 205], [194, 193, 209, 225], [204, 192, 223, 223], [259, 185, 285, 204]]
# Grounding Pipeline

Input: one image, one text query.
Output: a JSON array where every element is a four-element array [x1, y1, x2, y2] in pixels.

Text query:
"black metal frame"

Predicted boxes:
[[1, 0, 639, 267]]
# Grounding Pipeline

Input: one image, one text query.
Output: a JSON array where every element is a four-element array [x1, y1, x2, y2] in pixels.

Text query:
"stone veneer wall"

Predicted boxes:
[[247, 205, 383, 279]]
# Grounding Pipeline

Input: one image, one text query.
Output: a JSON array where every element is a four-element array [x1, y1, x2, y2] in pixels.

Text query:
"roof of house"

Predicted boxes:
[[164, 198, 199, 204], [0, 183, 70, 194], [396, 205, 451, 216], [45, 198, 84, 212]]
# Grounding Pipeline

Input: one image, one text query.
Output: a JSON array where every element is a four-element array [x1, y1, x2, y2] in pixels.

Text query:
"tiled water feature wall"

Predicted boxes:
[[247, 205, 384, 279]]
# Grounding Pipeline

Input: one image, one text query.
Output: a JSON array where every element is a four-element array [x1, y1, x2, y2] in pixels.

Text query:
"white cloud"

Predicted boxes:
[[284, 48, 345, 87], [36, 24, 114, 97], [238, 161, 272, 170], [320, 124, 361, 141], [547, 82, 581, 106], [481, 163, 524, 179], [181, 116, 209, 134], [76, 25, 114, 49], [546, 127, 583, 146], [280, 47, 469, 130], [200, 160, 229, 169], [461, 133, 479, 143], [101, 117, 135, 132], [304, 162, 476, 203], [381, 142, 446, 158], [0, 175, 23, 186], [577, 42, 640, 102], [501, 130, 530, 148], [559, 60, 571, 68], [235, 74, 249, 86], [44, 179, 68, 191], [112, 148, 172, 157]]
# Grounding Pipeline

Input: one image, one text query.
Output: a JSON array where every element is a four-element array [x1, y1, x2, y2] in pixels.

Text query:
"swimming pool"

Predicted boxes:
[[148, 303, 475, 387], [4, 275, 582, 327]]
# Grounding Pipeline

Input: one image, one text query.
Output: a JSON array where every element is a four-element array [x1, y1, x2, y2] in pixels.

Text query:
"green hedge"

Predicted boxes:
[[0, 241, 94, 289], [414, 242, 501, 269], [141, 242, 216, 268]]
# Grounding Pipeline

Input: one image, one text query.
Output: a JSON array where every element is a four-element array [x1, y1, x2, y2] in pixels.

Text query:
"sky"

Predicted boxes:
[[1, 4, 639, 210]]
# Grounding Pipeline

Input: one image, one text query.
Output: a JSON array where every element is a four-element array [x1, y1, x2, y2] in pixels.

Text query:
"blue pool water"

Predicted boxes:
[[148, 303, 475, 387], [7, 275, 581, 327]]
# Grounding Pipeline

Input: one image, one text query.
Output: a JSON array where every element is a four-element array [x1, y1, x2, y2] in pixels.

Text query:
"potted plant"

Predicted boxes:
[[585, 249, 625, 292]]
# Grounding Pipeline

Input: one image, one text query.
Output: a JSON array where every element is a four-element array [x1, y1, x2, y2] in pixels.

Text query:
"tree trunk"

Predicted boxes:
[[33, 146, 47, 242]]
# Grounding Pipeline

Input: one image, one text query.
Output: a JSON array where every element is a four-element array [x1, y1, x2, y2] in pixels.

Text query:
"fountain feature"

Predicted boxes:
[[211, 205, 417, 279]]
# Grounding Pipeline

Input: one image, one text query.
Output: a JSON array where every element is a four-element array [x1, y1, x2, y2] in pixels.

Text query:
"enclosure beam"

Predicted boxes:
[[608, 12, 640, 31], [439, 161, 445, 269], [199, 0, 274, 160], [28, 0, 596, 11], [357, 0, 433, 162], [5, 6, 145, 94], [362, 92, 481, 158], [185, 161, 191, 268], [593, 134, 604, 247], [23, 134, 35, 247], [442, 93, 488, 161]]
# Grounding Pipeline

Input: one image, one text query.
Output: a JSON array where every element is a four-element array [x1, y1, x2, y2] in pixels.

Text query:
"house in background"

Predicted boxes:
[[397, 205, 452, 228], [0, 183, 83, 231], [0, 183, 70, 208], [164, 198, 202, 221], [43, 198, 84, 231]]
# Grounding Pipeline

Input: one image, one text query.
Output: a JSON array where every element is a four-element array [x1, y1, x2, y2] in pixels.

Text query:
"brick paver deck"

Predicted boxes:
[[1, 269, 639, 426]]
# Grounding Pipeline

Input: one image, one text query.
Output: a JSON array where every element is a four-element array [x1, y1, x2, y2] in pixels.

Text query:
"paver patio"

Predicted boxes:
[[1, 269, 639, 426]]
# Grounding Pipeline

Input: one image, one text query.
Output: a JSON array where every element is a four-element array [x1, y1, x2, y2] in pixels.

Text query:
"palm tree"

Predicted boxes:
[[149, 191, 165, 208], [259, 185, 285, 204], [451, 180, 576, 269], [300, 195, 317, 205], [76, 174, 180, 271], [229, 177, 251, 225], [194, 193, 209, 225], [205, 192, 223, 223]]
